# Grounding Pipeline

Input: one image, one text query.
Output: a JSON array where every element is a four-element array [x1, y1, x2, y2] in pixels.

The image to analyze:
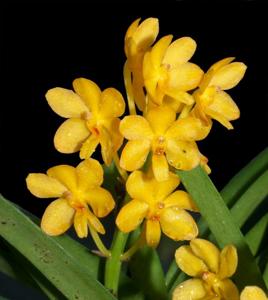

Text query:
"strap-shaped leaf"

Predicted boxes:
[[0, 195, 116, 300], [221, 147, 268, 207], [231, 170, 268, 228], [200, 147, 268, 237], [129, 246, 168, 300], [245, 213, 268, 256], [0, 239, 35, 286], [177, 166, 266, 289], [0, 239, 65, 299], [166, 148, 268, 288], [0, 271, 46, 300], [263, 262, 268, 287]]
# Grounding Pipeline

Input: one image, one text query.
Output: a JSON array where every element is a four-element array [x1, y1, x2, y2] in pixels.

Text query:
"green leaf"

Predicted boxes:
[[105, 229, 128, 295], [0, 239, 65, 299], [129, 246, 168, 300], [164, 239, 187, 291], [165, 260, 178, 290], [220, 147, 268, 207], [166, 149, 268, 291], [118, 274, 145, 300], [16, 194, 142, 299], [245, 213, 268, 256], [15, 202, 101, 280], [263, 262, 268, 288], [199, 147, 268, 238], [177, 166, 266, 289], [230, 170, 268, 228], [26, 267, 65, 300], [0, 239, 32, 283], [166, 148, 268, 282], [0, 270, 47, 300], [256, 246, 268, 273], [0, 195, 116, 300]]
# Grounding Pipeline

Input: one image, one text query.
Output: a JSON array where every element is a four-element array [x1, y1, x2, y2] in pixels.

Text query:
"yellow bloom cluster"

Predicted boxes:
[[26, 159, 114, 237], [46, 79, 125, 165], [120, 18, 246, 181], [26, 17, 246, 251], [173, 239, 239, 300], [173, 239, 268, 300], [116, 170, 198, 247]]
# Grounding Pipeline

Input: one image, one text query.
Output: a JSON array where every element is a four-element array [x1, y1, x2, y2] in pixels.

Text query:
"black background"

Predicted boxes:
[[1, 0, 268, 219]]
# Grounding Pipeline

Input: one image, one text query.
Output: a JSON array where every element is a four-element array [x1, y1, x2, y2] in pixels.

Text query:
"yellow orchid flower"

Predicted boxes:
[[240, 286, 268, 300], [124, 17, 159, 111], [26, 159, 115, 238], [143, 35, 203, 106], [116, 170, 198, 248], [193, 57, 247, 129], [119, 105, 210, 181], [45, 78, 125, 165], [173, 238, 239, 300]]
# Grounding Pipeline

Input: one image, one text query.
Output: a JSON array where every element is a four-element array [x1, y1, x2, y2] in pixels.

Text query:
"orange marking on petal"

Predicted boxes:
[[150, 215, 160, 221], [91, 127, 100, 136], [154, 147, 165, 155]]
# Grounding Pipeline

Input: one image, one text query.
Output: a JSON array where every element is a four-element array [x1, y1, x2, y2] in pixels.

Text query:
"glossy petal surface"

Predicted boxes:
[[76, 158, 103, 190], [100, 88, 125, 118], [116, 200, 149, 232], [26, 173, 67, 198], [145, 219, 161, 248], [54, 118, 89, 153], [164, 190, 198, 212], [46, 87, 88, 118], [175, 245, 208, 276], [41, 198, 75, 236], [47, 165, 77, 192], [146, 106, 176, 135], [163, 37, 197, 67], [166, 139, 200, 170], [72, 78, 101, 113], [190, 239, 220, 274], [120, 140, 151, 171], [120, 115, 153, 140], [86, 187, 115, 218], [152, 154, 169, 181], [209, 62, 247, 90], [218, 245, 238, 279], [240, 286, 268, 300], [160, 208, 198, 241], [172, 279, 207, 300]]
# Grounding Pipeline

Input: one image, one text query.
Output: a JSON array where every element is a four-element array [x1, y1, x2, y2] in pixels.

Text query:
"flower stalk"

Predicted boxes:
[[104, 230, 128, 295], [123, 62, 136, 115], [121, 232, 145, 261], [89, 225, 111, 258], [104, 195, 130, 295], [113, 153, 128, 182]]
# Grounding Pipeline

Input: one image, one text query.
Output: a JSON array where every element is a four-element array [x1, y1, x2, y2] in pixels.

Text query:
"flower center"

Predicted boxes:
[[153, 136, 166, 155], [202, 271, 222, 297], [68, 198, 86, 212], [147, 202, 165, 221], [90, 127, 100, 136], [150, 215, 160, 221], [85, 114, 100, 135], [63, 191, 87, 212]]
